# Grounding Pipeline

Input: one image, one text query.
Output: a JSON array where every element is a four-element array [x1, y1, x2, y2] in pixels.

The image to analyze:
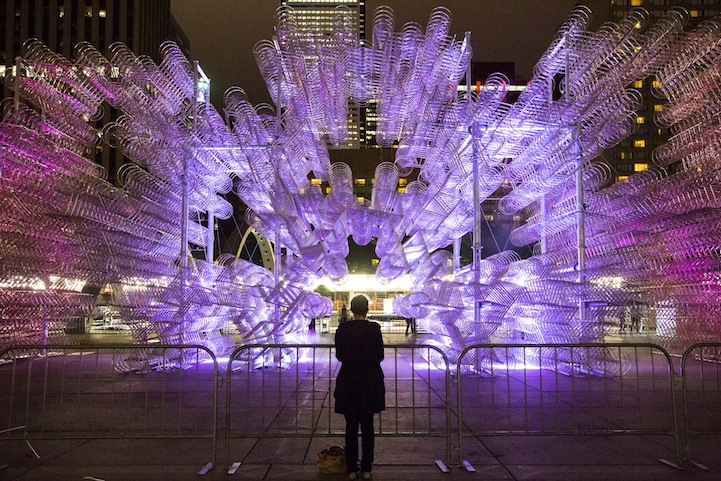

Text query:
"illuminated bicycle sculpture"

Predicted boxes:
[[1, 6, 720, 374]]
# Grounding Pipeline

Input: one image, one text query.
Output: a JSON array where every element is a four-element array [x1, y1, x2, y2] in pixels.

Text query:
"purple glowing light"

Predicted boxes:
[[1, 6, 721, 371]]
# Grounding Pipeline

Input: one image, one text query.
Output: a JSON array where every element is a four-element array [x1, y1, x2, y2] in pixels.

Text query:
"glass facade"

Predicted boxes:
[[281, 0, 365, 148], [607, 0, 715, 183], [0, 0, 188, 185]]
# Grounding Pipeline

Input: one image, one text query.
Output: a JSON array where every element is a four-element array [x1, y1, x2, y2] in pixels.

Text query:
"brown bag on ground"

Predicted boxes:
[[316, 444, 346, 473]]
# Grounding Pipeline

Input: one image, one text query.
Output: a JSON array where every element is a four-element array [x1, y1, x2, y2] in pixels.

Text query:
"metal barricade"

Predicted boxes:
[[457, 343, 681, 468], [0, 344, 218, 470], [224, 343, 451, 469], [681, 342, 721, 467]]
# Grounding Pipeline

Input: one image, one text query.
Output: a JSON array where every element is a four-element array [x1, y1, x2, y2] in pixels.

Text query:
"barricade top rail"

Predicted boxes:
[[227, 342, 452, 349], [460, 341, 673, 349], [680, 341, 721, 376], [226, 342, 452, 369], [227, 342, 451, 353], [0, 343, 219, 364], [1, 342, 671, 368], [457, 341, 676, 372], [459, 341, 673, 354]]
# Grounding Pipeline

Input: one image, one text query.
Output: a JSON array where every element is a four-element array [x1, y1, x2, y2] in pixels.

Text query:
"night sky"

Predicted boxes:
[[170, 0, 584, 109]]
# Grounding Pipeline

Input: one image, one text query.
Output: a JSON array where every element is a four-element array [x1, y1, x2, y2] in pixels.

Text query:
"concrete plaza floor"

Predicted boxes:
[[2, 433, 719, 481], [1, 331, 720, 481]]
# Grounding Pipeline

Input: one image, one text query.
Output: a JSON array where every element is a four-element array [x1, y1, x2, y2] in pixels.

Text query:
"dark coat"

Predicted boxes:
[[334, 319, 385, 414]]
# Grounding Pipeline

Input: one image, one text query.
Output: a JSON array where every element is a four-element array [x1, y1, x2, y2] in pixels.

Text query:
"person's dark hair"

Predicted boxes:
[[350, 295, 369, 317]]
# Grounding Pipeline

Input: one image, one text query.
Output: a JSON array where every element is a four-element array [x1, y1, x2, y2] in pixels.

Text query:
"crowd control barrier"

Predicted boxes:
[[680, 342, 721, 467], [0, 344, 219, 472], [224, 343, 451, 470], [456, 343, 682, 469], [4, 341, 719, 473]]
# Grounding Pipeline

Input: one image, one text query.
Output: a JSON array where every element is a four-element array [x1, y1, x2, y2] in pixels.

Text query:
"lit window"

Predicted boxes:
[[634, 163, 648, 172], [634, 22, 642, 29], [59, 6, 64, 17], [99, 10, 107, 18], [652, 80, 660, 89], [310, 178, 322, 185], [397, 187, 406, 193], [620, 152, 626, 160], [636, 116, 645, 124], [690, 9, 699, 17], [354, 178, 366, 186], [631, 0, 643, 5], [325, 187, 331, 194], [485, 215, 494, 222], [0, 66, 5, 77], [86, 6, 93, 17], [513, 215, 521, 222], [654, 104, 663, 112], [633, 80, 643, 88], [371, 259, 380, 266], [633, 140, 646, 148], [398, 178, 407, 186], [357, 197, 365, 204], [617, 175, 629, 182]]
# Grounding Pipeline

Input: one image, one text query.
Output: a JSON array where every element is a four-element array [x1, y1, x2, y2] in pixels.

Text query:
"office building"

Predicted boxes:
[[280, 0, 365, 148], [0, 0, 189, 184], [606, 0, 718, 182]]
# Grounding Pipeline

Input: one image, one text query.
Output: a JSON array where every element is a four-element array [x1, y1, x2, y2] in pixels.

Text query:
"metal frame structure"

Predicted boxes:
[[2, 6, 721, 360]]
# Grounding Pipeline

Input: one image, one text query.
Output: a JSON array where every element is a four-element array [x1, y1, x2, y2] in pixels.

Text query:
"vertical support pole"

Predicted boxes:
[[575, 125, 586, 327], [453, 237, 461, 273], [206, 211, 215, 263], [452, 36, 467, 279], [14, 57, 21, 113], [542, 65, 554, 256], [178, 61, 198, 343], [43, 316, 49, 353], [273, 37, 282, 129], [180, 156, 188, 345], [563, 36, 586, 330], [273, 231, 282, 281], [274, 230, 282, 324], [195, 62, 214, 264], [466, 32, 480, 284], [540, 195, 548, 254], [465, 31, 483, 334]]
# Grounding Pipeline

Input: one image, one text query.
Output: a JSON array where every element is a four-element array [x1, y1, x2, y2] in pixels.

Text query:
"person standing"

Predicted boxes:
[[630, 302, 642, 333], [334, 295, 385, 480], [340, 304, 348, 323], [405, 317, 416, 336]]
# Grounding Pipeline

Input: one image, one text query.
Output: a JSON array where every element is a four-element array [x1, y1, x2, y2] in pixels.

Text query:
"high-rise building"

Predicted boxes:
[[605, 0, 718, 182], [0, 0, 189, 184], [280, 0, 365, 37], [280, 0, 365, 148]]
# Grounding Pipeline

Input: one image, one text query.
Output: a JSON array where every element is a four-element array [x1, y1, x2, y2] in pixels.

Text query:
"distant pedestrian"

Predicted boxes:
[[630, 303, 641, 333], [405, 317, 416, 335], [340, 304, 348, 323], [334, 295, 385, 480]]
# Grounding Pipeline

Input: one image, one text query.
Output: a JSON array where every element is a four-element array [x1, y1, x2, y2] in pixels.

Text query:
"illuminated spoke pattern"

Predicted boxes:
[[2, 6, 721, 368]]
